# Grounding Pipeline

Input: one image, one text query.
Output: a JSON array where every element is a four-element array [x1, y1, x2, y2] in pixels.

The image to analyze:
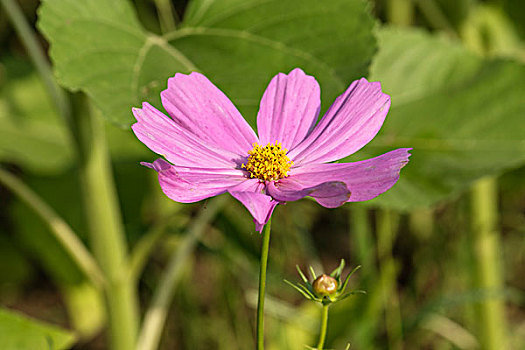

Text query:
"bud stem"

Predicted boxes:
[[316, 304, 330, 350]]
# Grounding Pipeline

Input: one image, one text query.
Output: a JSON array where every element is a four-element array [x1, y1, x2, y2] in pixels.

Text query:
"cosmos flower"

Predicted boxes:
[[132, 68, 411, 231]]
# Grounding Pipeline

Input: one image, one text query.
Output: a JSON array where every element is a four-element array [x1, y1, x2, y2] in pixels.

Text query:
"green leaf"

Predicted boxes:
[[330, 259, 345, 279], [0, 57, 152, 172], [0, 58, 73, 174], [295, 265, 309, 284], [284, 279, 315, 300], [352, 28, 525, 210], [340, 265, 361, 294], [309, 265, 317, 280], [501, 0, 525, 39], [0, 308, 76, 350], [0, 234, 34, 286], [37, 0, 376, 126]]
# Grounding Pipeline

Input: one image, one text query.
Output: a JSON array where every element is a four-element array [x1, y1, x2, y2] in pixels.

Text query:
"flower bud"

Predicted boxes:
[[312, 274, 338, 297]]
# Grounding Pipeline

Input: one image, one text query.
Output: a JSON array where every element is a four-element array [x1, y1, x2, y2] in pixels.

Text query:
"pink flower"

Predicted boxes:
[[132, 68, 411, 231]]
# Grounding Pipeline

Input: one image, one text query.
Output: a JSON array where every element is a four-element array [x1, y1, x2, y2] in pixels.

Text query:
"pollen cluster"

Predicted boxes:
[[242, 142, 293, 181]]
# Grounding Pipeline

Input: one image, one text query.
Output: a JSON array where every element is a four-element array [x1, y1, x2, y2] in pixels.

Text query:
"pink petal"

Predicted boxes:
[[266, 181, 350, 208], [228, 181, 277, 232], [132, 103, 243, 168], [161, 72, 258, 156], [288, 78, 391, 165], [285, 148, 411, 203], [145, 159, 248, 203], [257, 68, 320, 150]]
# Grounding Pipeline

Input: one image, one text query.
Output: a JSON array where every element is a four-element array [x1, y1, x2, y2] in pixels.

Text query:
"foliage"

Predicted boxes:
[[0, 308, 75, 350], [38, 0, 376, 126], [361, 27, 525, 209], [0, 0, 524, 349]]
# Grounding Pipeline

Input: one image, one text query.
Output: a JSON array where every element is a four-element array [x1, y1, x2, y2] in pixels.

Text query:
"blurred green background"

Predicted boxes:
[[0, 0, 524, 349]]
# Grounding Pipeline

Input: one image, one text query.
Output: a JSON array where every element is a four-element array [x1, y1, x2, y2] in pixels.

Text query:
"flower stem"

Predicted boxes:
[[256, 217, 272, 350], [316, 304, 329, 350]]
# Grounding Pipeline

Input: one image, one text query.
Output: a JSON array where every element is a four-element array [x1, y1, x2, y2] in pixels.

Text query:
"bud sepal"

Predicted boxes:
[[285, 259, 365, 305]]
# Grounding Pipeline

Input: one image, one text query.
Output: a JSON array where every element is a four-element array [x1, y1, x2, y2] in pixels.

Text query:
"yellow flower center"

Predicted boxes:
[[242, 142, 293, 181]]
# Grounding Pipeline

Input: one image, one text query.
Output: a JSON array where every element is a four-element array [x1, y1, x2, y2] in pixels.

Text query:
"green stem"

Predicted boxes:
[[136, 196, 227, 350], [153, 0, 177, 33], [2, 1, 138, 348], [376, 210, 403, 350], [0, 0, 71, 125], [414, 0, 457, 37], [350, 205, 375, 274], [0, 168, 105, 288], [129, 219, 171, 284], [256, 217, 272, 350], [349, 205, 380, 349], [77, 104, 138, 350], [470, 177, 507, 350], [316, 304, 329, 350], [409, 208, 434, 241], [386, 0, 414, 26]]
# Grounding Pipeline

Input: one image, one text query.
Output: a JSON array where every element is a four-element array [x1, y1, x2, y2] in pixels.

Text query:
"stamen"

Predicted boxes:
[[242, 141, 293, 181]]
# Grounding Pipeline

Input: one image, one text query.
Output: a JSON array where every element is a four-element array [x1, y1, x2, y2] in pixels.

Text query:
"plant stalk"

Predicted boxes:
[[350, 205, 376, 274], [409, 208, 434, 241], [77, 103, 139, 350], [3, 1, 138, 348], [470, 177, 507, 350], [414, 0, 457, 37], [256, 217, 272, 350], [153, 0, 177, 33], [348, 205, 382, 348], [316, 304, 329, 350], [386, 0, 414, 26], [136, 196, 227, 350], [0, 168, 105, 288], [377, 209, 403, 350]]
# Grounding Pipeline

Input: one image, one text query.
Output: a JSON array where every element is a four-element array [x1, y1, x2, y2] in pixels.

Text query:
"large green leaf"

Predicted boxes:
[[354, 28, 525, 210], [37, 0, 376, 126], [0, 308, 76, 350], [0, 58, 150, 173], [0, 58, 73, 174]]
